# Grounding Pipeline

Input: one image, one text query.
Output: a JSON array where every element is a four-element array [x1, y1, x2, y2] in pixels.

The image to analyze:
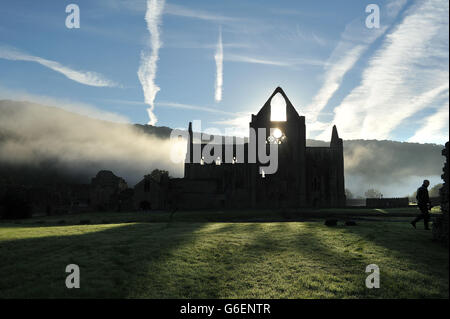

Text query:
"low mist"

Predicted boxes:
[[308, 138, 445, 197], [343, 140, 444, 197], [0, 100, 184, 186], [0, 100, 446, 196]]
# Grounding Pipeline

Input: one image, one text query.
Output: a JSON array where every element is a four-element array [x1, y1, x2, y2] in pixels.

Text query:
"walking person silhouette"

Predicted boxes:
[[411, 180, 432, 230]]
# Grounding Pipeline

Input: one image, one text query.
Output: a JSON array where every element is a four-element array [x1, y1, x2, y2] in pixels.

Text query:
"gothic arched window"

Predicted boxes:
[[270, 93, 287, 121]]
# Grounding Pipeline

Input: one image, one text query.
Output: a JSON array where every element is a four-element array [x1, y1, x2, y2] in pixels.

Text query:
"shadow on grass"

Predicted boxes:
[[336, 221, 449, 275], [136, 222, 448, 298], [0, 222, 205, 298], [0, 220, 448, 298]]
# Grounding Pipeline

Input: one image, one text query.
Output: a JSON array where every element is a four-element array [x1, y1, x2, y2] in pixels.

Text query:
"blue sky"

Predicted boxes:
[[0, 0, 448, 144]]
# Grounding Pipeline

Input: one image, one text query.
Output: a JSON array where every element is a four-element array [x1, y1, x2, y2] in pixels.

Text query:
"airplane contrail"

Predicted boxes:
[[137, 0, 166, 125], [214, 27, 223, 102]]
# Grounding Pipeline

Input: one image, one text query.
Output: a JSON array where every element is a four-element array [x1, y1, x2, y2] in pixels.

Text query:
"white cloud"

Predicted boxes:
[[156, 101, 236, 116], [0, 45, 119, 87], [311, 32, 326, 47], [276, 24, 328, 48], [164, 3, 236, 22], [224, 53, 325, 68], [156, 101, 251, 137], [214, 28, 224, 102], [317, 0, 449, 141], [225, 54, 290, 67], [304, 0, 407, 124], [212, 115, 252, 137], [137, 0, 165, 125], [304, 44, 366, 122], [408, 101, 449, 144], [99, 1, 237, 23], [164, 40, 252, 50]]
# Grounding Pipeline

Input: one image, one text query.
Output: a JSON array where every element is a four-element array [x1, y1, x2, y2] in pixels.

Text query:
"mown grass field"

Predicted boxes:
[[0, 208, 448, 298]]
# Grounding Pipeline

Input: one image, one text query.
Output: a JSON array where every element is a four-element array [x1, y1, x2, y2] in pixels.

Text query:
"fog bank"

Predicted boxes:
[[0, 100, 184, 186], [0, 99, 446, 196]]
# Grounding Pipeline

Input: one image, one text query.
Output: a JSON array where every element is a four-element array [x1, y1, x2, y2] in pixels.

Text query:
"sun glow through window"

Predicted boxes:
[[273, 128, 283, 139], [270, 93, 287, 121]]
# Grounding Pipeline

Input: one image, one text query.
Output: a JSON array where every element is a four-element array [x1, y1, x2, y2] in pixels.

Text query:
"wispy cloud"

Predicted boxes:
[[305, 0, 407, 123], [277, 24, 328, 47], [317, 0, 449, 141], [99, 0, 237, 23], [212, 115, 252, 137], [102, 98, 237, 117], [137, 0, 165, 125], [224, 53, 325, 68], [408, 101, 449, 144], [304, 44, 367, 121], [100, 98, 146, 106], [164, 3, 236, 22], [156, 101, 235, 116], [214, 28, 223, 102], [164, 40, 252, 50], [311, 33, 326, 47], [0, 45, 119, 87], [225, 54, 290, 67]]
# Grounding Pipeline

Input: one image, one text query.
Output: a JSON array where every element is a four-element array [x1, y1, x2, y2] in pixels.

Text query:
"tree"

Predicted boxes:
[[429, 183, 443, 197], [0, 187, 32, 219], [365, 188, 382, 199], [345, 188, 354, 199], [409, 190, 417, 203]]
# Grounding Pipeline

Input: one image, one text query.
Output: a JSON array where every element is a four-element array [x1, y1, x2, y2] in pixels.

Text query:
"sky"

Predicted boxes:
[[0, 0, 448, 144]]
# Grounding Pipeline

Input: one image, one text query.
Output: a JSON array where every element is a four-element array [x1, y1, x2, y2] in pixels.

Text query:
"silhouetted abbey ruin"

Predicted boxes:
[[0, 87, 347, 216], [177, 87, 346, 209]]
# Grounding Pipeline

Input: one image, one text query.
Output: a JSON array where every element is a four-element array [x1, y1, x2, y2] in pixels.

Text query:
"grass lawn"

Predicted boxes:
[[0, 215, 448, 298]]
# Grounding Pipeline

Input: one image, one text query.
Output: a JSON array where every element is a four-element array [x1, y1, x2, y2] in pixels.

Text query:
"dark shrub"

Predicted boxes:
[[324, 219, 338, 226], [139, 200, 152, 211], [0, 187, 33, 219]]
